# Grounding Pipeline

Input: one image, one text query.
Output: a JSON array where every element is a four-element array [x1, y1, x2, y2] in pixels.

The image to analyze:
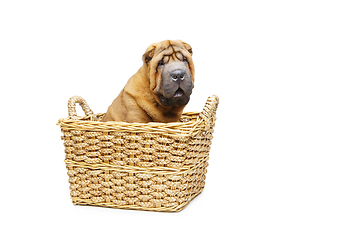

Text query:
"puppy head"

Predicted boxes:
[[142, 40, 195, 107]]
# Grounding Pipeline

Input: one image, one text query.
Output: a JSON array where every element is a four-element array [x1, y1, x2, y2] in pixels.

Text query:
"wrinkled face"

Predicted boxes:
[[143, 40, 195, 107]]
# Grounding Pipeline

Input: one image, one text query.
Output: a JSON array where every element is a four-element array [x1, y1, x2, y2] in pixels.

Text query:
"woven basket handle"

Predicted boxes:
[[68, 96, 94, 119], [199, 95, 219, 131]]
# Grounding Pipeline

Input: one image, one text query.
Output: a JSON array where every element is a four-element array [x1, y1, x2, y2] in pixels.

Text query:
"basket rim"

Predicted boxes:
[[57, 95, 219, 136], [58, 111, 203, 136]]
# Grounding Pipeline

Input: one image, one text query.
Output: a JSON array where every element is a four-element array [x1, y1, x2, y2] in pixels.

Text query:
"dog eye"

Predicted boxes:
[[183, 57, 188, 63], [158, 59, 165, 67]]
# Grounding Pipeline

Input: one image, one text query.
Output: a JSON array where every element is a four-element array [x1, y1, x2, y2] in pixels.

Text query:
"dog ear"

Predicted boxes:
[[142, 44, 156, 64], [181, 41, 193, 55]]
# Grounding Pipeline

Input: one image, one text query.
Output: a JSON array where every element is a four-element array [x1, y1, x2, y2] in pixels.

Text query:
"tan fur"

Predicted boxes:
[[101, 40, 194, 123]]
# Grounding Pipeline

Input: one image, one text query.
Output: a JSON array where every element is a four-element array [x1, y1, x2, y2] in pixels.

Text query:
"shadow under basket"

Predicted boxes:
[[57, 95, 219, 212]]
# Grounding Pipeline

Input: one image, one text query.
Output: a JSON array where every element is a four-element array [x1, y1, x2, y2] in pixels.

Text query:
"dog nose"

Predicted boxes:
[[171, 70, 186, 81]]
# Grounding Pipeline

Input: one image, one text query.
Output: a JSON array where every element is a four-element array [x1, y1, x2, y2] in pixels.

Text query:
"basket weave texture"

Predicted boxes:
[[58, 95, 219, 212]]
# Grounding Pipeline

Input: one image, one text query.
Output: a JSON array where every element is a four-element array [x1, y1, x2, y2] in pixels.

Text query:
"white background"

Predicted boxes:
[[1, 0, 359, 239]]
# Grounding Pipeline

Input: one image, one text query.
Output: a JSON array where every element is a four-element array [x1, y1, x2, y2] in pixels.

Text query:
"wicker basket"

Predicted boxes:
[[57, 95, 219, 212]]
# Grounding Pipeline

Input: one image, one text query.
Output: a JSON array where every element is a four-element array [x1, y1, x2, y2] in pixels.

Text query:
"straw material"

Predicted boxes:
[[58, 95, 219, 212]]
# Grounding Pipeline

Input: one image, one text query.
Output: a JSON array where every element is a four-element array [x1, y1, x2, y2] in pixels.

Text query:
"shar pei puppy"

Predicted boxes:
[[101, 40, 195, 123]]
